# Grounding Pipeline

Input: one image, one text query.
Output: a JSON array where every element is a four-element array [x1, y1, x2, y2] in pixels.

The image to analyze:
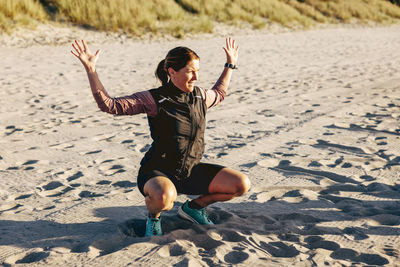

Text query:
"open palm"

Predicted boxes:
[[223, 37, 239, 65], [71, 40, 100, 72]]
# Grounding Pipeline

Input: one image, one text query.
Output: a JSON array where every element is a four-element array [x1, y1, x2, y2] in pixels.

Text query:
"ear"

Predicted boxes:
[[167, 67, 175, 77]]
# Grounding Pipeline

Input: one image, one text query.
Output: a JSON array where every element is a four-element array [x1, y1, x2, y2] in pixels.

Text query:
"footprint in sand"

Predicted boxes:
[[302, 109, 314, 115], [330, 248, 389, 265], [341, 162, 352, 168], [12, 251, 50, 264], [277, 233, 300, 242], [78, 191, 104, 198], [224, 250, 249, 264], [23, 160, 39, 165], [70, 243, 90, 253], [259, 241, 300, 258], [272, 161, 359, 184], [4, 125, 23, 136], [6, 166, 18, 171], [97, 180, 112, 185], [343, 227, 369, 240], [305, 236, 340, 251], [218, 229, 247, 242], [308, 161, 323, 167], [14, 194, 33, 200], [42, 181, 64, 190], [383, 245, 400, 257], [112, 181, 136, 188], [158, 244, 186, 257], [6, 159, 40, 171], [85, 150, 102, 155], [102, 165, 126, 176], [118, 219, 146, 237], [47, 186, 75, 197], [67, 171, 84, 182], [0, 203, 23, 215]]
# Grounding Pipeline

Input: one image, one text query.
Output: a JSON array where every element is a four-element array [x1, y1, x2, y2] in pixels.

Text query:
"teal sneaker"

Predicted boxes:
[[144, 217, 162, 237], [178, 200, 214, 225]]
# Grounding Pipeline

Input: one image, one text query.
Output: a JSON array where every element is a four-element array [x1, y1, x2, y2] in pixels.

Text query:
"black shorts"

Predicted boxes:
[[137, 163, 225, 196]]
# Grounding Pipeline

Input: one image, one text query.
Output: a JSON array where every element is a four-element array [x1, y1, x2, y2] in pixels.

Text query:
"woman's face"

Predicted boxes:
[[169, 59, 199, 93]]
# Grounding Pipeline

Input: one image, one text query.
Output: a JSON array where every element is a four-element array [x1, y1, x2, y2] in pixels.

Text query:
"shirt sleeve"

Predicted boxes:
[[200, 79, 228, 109], [93, 89, 157, 117]]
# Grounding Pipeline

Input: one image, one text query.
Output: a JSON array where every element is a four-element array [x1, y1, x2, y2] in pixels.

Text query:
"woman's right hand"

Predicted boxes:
[[71, 40, 100, 73]]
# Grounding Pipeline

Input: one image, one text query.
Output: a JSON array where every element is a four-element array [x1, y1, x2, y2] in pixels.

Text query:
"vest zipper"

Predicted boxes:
[[178, 94, 197, 178]]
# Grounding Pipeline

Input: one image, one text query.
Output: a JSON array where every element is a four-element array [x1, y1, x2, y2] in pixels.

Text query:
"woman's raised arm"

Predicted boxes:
[[71, 40, 156, 116], [204, 37, 239, 108]]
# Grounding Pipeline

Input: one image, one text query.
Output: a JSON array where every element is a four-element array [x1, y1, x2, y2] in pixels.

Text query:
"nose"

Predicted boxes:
[[192, 71, 198, 81]]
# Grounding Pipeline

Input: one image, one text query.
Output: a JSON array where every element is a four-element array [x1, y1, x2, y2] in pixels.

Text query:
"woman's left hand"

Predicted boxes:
[[223, 37, 239, 65]]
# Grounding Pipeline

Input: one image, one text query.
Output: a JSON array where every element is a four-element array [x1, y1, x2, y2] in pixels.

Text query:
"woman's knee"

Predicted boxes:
[[144, 177, 177, 208], [209, 168, 250, 196], [236, 173, 250, 196], [153, 188, 176, 206]]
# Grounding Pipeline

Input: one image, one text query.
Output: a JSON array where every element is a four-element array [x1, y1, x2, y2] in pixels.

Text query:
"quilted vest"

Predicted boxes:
[[140, 82, 207, 180]]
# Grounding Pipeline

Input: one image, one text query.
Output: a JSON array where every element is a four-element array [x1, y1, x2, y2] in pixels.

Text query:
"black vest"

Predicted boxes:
[[140, 82, 207, 180]]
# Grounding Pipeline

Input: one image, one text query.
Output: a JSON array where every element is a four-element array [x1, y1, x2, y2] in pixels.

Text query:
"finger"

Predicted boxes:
[[226, 38, 229, 50], [82, 40, 89, 52], [228, 37, 232, 48], [70, 50, 79, 58], [72, 43, 80, 54], [232, 39, 236, 49], [222, 47, 228, 54], [75, 40, 83, 53], [74, 40, 82, 53], [94, 49, 101, 60]]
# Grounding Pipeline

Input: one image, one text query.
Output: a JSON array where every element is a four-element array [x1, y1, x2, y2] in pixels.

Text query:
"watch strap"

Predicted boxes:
[[224, 63, 237, 69]]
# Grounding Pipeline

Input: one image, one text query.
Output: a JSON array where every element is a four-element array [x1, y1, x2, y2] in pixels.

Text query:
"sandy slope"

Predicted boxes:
[[1, 25, 400, 266]]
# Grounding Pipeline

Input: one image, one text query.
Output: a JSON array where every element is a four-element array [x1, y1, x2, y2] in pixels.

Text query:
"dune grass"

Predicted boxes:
[[0, 0, 48, 33], [1, 0, 400, 36], [304, 0, 400, 23]]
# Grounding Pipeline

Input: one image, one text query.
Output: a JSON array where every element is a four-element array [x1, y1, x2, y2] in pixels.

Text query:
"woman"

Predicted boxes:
[[71, 38, 250, 237]]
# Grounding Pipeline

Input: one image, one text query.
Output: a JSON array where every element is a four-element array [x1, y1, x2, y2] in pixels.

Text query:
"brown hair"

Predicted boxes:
[[155, 46, 200, 86]]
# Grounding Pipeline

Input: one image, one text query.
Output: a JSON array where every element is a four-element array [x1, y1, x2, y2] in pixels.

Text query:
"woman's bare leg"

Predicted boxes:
[[192, 168, 250, 207], [143, 176, 177, 218]]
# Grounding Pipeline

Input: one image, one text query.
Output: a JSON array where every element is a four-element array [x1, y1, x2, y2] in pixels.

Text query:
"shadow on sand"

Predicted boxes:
[[1, 175, 399, 265]]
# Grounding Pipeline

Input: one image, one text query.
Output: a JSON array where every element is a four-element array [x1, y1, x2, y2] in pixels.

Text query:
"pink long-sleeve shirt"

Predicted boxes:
[[92, 82, 227, 117]]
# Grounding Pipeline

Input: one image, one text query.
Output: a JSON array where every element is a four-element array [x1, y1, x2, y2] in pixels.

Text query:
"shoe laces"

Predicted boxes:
[[149, 218, 160, 235], [200, 208, 212, 223]]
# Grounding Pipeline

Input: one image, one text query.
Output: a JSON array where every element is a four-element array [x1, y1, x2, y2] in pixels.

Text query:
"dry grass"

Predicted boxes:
[[305, 0, 399, 23], [0, 0, 48, 33], [54, 0, 202, 36], [1, 0, 400, 36], [284, 0, 328, 23], [237, 0, 315, 27]]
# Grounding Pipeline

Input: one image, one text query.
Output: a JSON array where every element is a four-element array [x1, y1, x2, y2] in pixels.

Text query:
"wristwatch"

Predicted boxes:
[[224, 63, 238, 69]]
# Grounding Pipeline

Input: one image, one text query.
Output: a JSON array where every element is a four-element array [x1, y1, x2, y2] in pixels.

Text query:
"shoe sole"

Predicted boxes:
[[178, 207, 200, 224]]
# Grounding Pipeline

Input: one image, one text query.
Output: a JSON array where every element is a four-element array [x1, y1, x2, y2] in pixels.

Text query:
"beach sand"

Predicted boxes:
[[1, 24, 400, 266]]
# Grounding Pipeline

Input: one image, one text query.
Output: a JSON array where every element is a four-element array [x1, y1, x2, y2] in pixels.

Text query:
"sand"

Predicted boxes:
[[1, 24, 400, 266]]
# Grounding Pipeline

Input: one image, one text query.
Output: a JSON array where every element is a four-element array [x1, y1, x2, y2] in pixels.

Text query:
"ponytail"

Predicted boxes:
[[155, 59, 169, 86]]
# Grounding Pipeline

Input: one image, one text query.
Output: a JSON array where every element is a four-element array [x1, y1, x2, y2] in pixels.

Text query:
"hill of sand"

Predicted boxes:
[[1, 25, 400, 266]]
